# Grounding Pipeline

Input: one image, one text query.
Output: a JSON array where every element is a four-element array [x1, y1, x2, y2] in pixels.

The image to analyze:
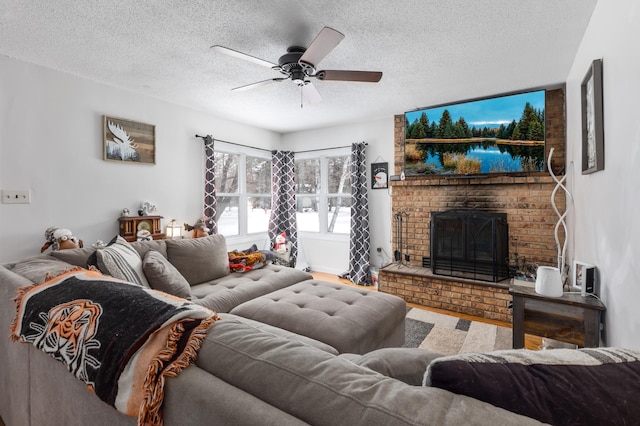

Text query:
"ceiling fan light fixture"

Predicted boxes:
[[290, 69, 306, 85]]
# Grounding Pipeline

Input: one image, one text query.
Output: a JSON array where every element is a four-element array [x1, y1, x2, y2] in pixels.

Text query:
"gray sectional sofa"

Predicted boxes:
[[1, 235, 552, 425]]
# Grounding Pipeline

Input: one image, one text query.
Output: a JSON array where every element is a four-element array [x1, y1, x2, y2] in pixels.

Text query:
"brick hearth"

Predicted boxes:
[[380, 88, 566, 322], [380, 265, 512, 322]]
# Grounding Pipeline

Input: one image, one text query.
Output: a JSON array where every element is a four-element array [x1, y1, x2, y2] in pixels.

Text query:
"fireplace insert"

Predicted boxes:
[[430, 209, 509, 282]]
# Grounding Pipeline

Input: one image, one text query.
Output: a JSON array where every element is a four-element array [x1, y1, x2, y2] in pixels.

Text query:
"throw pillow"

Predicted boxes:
[[165, 234, 229, 285], [142, 250, 192, 300], [95, 236, 150, 287], [424, 347, 640, 425]]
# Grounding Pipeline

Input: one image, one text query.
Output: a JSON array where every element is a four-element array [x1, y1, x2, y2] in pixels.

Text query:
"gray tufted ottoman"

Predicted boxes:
[[230, 279, 406, 354]]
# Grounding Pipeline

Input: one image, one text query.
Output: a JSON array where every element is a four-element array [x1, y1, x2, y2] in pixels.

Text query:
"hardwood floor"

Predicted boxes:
[[310, 271, 543, 350]]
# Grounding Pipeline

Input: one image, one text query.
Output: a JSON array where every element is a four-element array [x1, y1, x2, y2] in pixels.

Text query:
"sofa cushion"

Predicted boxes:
[[9, 256, 75, 284], [194, 318, 540, 426], [217, 313, 338, 354], [130, 239, 168, 259], [340, 348, 441, 386], [50, 247, 97, 267], [166, 235, 229, 285], [190, 264, 312, 313], [142, 250, 192, 299], [424, 347, 640, 425], [95, 236, 150, 287]]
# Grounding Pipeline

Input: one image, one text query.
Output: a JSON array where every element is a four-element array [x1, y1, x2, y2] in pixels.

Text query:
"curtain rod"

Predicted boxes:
[[295, 143, 365, 154], [195, 134, 272, 153], [195, 134, 366, 154]]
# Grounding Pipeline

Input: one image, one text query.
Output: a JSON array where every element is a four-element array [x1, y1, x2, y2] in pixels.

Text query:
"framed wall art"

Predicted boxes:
[[103, 115, 156, 164], [581, 59, 604, 174], [371, 162, 388, 189]]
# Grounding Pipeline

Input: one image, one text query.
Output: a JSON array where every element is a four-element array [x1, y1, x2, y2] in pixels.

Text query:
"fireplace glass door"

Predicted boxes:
[[430, 209, 509, 282]]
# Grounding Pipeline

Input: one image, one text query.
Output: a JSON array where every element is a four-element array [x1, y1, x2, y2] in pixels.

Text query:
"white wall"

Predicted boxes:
[[0, 56, 281, 263], [283, 118, 395, 274], [566, 0, 640, 348]]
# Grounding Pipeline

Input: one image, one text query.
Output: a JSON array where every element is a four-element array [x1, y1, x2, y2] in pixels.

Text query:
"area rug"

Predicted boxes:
[[403, 307, 512, 355]]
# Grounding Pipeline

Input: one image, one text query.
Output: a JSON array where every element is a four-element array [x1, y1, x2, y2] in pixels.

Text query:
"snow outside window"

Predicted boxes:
[[214, 150, 271, 236], [295, 154, 351, 235]]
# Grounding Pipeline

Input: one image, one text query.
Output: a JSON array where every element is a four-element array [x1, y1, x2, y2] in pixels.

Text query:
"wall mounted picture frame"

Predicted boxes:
[[103, 115, 156, 164], [371, 162, 389, 189], [572, 260, 596, 296], [581, 59, 604, 174]]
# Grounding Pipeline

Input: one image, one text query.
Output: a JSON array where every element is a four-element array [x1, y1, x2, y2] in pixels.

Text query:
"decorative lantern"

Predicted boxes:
[[165, 219, 182, 239]]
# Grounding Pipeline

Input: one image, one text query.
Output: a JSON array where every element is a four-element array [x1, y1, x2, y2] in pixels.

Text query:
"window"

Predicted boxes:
[[214, 148, 271, 236], [295, 158, 320, 232], [246, 156, 272, 234], [295, 152, 351, 234], [327, 156, 351, 234]]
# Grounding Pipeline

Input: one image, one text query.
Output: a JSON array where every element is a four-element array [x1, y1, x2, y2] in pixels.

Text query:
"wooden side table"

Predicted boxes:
[[510, 285, 606, 348]]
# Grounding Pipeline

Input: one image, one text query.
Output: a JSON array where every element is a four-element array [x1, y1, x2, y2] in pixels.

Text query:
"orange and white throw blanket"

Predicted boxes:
[[10, 268, 218, 426]]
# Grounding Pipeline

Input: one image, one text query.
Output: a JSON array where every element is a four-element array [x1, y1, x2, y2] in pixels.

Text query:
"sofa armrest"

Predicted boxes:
[[0, 266, 38, 424]]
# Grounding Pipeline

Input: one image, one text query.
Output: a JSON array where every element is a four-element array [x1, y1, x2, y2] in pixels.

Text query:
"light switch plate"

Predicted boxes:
[[1, 189, 31, 204]]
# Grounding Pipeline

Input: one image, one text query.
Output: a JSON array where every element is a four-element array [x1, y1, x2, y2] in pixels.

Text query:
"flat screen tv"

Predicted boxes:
[[404, 89, 546, 176]]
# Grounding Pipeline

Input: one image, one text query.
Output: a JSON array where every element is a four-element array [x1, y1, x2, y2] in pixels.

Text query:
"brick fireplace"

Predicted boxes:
[[380, 88, 566, 323]]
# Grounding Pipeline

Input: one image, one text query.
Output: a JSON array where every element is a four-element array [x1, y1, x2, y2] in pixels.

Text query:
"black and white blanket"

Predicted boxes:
[[10, 268, 218, 426]]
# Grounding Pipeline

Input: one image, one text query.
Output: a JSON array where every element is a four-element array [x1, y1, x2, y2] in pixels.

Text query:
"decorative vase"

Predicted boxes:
[[535, 266, 563, 298]]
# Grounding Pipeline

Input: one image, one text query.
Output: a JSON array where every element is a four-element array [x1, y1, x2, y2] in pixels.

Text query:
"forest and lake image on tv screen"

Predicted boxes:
[[404, 90, 546, 176]]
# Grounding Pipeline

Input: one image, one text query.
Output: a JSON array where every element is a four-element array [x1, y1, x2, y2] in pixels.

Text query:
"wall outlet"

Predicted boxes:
[[1, 189, 31, 204]]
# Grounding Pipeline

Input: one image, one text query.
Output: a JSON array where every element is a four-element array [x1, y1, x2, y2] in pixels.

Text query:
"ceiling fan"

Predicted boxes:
[[212, 27, 382, 105]]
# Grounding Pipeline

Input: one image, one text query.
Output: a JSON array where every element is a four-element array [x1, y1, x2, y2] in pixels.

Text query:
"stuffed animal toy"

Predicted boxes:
[[40, 226, 83, 253], [136, 230, 152, 241], [184, 217, 210, 238], [273, 232, 287, 254]]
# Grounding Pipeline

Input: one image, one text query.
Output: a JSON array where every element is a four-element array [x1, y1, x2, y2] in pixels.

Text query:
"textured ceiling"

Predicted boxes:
[[0, 0, 597, 133]]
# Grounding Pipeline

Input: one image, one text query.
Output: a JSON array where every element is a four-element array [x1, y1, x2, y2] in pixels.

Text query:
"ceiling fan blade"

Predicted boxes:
[[302, 82, 322, 104], [299, 27, 345, 67], [232, 78, 287, 91], [211, 45, 276, 68], [315, 70, 383, 83]]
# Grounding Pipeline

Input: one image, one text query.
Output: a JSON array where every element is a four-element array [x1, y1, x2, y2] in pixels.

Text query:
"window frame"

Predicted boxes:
[[214, 143, 272, 237], [295, 148, 351, 236]]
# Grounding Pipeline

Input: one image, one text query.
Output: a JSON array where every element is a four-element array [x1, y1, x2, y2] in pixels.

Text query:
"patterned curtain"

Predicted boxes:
[[268, 151, 298, 266], [347, 142, 371, 285], [202, 135, 217, 234]]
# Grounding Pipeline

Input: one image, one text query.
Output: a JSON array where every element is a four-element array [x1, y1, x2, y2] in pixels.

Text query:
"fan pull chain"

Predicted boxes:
[[300, 86, 303, 109]]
